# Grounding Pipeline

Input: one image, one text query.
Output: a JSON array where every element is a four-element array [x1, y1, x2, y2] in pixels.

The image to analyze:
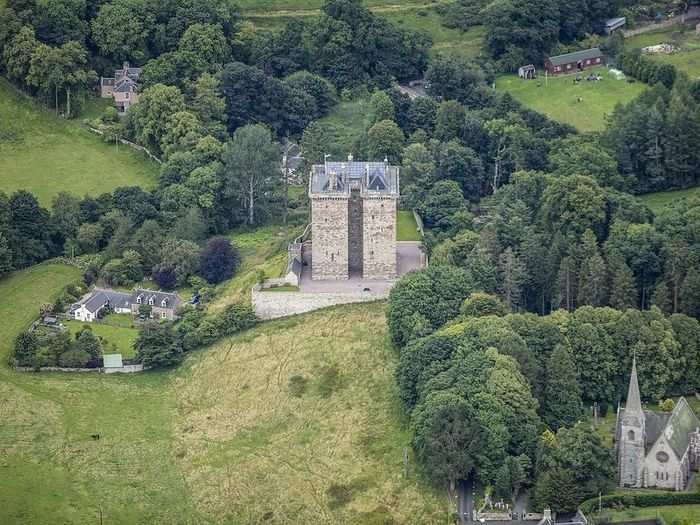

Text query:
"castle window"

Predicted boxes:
[[628, 430, 635, 441], [656, 471, 659, 480], [331, 253, 334, 262]]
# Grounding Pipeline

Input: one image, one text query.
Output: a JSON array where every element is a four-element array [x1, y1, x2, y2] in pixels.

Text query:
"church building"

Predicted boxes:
[[616, 358, 700, 490]]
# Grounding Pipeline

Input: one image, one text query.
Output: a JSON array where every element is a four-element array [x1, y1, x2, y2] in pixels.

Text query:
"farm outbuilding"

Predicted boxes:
[[605, 17, 626, 34], [518, 64, 536, 79], [544, 48, 605, 75]]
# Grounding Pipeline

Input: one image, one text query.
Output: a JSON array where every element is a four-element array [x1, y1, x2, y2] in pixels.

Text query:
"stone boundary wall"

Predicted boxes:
[[15, 364, 145, 374], [623, 8, 700, 37], [252, 285, 388, 320]]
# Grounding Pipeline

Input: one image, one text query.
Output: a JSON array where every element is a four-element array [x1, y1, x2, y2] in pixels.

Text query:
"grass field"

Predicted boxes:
[[0, 78, 158, 206], [625, 24, 700, 79], [496, 67, 647, 132], [315, 98, 372, 158], [397, 210, 422, 241], [0, 261, 446, 524], [639, 185, 700, 213], [64, 318, 139, 358], [600, 504, 700, 522]]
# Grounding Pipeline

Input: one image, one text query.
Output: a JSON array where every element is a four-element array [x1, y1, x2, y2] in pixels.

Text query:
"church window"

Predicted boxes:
[[628, 430, 635, 440], [656, 472, 659, 480], [656, 451, 669, 463]]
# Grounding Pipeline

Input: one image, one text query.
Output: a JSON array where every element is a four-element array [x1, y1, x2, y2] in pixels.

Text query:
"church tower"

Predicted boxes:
[[619, 357, 646, 488]]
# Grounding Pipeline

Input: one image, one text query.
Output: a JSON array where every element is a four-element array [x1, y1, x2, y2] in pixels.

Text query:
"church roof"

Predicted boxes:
[[662, 397, 700, 460]]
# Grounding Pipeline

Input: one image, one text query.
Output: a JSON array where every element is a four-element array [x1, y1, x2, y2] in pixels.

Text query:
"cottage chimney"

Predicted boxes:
[[123, 61, 129, 71], [329, 170, 337, 191]]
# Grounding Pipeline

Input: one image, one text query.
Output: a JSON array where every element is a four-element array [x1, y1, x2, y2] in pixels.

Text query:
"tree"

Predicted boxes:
[[134, 321, 183, 368], [369, 90, 395, 123], [411, 391, 484, 486], [435, 100, 466, 141], [12, 331, 39, 367], [367, 119, 404, 163], [198, 238, 241, 284], [425, 54, 488, 108], [494, 455, 531, 504], [74, 326, 101, 360], [423, 180, 467, 234], [543, 344, 583, 431], [498, 248, 526, 311], [191, 73, 227, 137], [177, 23, 230, 73], [460, 293, 507, 318], [387, 264, 474, 347], [609, 256, 637, 310], [3, 26, 39, 85], [401, 142, 435, 188], [0, 233, 13, 277], [91, 0, 153, 62], [222, 124, 280, 226], [126, 84, 186, 153], [576, 230, 606, 307], [8, 190, 52, 268], [159, 238, 200, 287], [160, 111, 203, 158]]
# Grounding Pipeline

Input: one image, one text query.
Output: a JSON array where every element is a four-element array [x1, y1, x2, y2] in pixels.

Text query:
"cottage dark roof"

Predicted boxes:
[[132, 289, 181, 309], [101, 77, 115, 87], [82, 289, 132, 313], [606, 17, 626, 28], [114, 77, 137, 93], [548, 48, 603, 67]]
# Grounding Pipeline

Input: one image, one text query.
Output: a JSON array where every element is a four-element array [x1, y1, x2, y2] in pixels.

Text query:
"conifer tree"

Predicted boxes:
[[609, 257, 637, 310], [577, 230, 606, 307], [543, 344, 583, 431]]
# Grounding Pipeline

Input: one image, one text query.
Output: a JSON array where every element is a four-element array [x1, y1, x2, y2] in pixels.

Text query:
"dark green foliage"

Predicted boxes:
[[460, 293, 507, 318], [542, 344, 583, 431], [387, 265, 474, 347], [198, 237, 240, 284], [12, 331, 39, 367], [134, 321, 183, 369], [579, 491, 700, 515], [58, 348, 90, 368]]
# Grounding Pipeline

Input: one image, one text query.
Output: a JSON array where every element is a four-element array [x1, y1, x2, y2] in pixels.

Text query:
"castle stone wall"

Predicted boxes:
[[252, 287, 388, 320], [362, 196, 397, 279], [348, 189, 363, 273], [311, 196, 349, 280]]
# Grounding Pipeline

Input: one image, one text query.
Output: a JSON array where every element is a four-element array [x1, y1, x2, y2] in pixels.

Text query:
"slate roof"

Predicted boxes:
[[114, 77, 137, 93], [133, 288, 181, 309], [662, 398, 700, 459], [547, 48, 603, 67], [606, 17, 626, 28], [310, 161, 399, 195], [82, 289, 132, 313]]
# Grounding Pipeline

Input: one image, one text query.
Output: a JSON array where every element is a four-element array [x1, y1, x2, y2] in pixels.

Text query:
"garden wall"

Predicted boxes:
[[251, 284, 388, 320]]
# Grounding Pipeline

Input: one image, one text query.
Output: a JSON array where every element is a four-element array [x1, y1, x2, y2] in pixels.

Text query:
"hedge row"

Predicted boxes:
[[580, 492, 700, 514]]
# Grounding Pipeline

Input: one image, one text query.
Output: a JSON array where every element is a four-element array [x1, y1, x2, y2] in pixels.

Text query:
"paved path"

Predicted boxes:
[[458, 477, 474, 524]]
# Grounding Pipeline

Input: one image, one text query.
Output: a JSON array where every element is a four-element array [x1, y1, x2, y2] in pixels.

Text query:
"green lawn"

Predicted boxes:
[[315, 98, 372, 158], [0, 77, 158, 206], [0, 263, 446, 524], [625, 24, 700, 79], [639, 186, 700, 213], [496, 67, 647, 132], [601, 504, 700, 523], [397, 209, 422, 241], [64, 319, 138, 358]]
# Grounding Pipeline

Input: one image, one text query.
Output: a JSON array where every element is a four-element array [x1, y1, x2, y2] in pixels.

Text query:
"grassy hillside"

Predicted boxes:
[[0, 263, 444, 523], [624, 24, 700, 79], [639, 185, 700, 213], [0, 78, 158, 206], [496, 67, 647, 132]]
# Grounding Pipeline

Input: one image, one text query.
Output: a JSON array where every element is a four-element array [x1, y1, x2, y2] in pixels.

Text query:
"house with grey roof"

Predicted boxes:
[[544, 48, 604, 75], [131, 289, 182, 321], [615, 357, 700, 490], [100, 62, 141, 114], [73, 289, 133, 322], [73, 287, 181, 322]]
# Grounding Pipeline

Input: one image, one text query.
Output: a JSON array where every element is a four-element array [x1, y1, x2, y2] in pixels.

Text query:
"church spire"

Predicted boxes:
[[626, 356, 643, 414]]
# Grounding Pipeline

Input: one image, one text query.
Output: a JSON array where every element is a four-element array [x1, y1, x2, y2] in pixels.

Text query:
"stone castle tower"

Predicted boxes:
[[618, 357, 646, 487], [309, 157, 399, 280]]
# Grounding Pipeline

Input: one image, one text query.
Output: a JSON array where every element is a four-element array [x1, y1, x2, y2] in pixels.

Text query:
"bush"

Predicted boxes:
[[198, 238, 241, 284], [460, 292, 507, 317], [58, 348, 90, 368], [134, 322, 183, 369], [580, 492, 700, 515]]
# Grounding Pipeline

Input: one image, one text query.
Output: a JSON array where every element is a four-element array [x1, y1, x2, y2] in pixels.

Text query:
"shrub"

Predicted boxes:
[[460, 292, 507, 317], [134, 322, 183, 369], [58, 348, 90, 368], [198, 238, 241, 284], [11, 331, 39, 367]]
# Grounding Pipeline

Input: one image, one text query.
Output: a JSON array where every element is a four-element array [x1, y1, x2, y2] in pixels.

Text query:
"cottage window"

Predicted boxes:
[[596, 58, 601, 63], [555, 66, 561, 72], [567, 64, 572, 70], [161, 311, 167, 319]]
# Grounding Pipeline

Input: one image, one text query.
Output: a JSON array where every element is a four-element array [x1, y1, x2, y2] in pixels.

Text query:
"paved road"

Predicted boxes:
[[458, 477, 474, 524]]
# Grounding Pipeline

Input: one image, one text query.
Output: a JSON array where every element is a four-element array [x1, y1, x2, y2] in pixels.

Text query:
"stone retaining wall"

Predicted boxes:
[[252, 285, 388, 320], [15, 364, 144, 374]]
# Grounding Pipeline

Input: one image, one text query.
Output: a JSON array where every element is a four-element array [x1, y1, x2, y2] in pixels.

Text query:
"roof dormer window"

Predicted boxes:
[[136, 295, 142, 304], [148, 297, 154, 306], [161, 299, 167, 307]]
